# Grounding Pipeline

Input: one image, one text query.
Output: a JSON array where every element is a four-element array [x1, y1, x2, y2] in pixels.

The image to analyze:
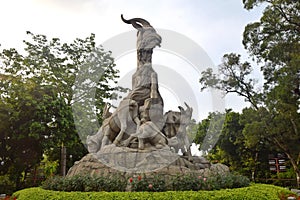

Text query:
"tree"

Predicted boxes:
[[243, 0, 300, 186], [199, 0, 300, 186], [200, 53, 262, 109], [243, 0, 300, 65], [0, 32, 121, 190], [195, 110, 270, 180], [0, 76, 51, 188], [193, 112, 225, 154]]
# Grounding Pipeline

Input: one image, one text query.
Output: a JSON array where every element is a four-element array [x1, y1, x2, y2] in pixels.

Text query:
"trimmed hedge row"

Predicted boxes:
[[41, 174, 127, 192], [41, 172, 250, 192], [13, 184, 295, 200]]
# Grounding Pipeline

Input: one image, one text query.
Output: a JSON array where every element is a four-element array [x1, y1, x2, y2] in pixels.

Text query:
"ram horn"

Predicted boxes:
[[184, 102, 193, 113], [121, 14, 151, 29], [178, 106, 184, 112], [121, 14, 131, 24]]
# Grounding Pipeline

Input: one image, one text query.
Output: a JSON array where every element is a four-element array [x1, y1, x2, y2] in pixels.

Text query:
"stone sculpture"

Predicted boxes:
[[79, 15, 222, 174], [163, 103, 193, 157], [87, 99, 140, 153], [87, 15, 166, 153]]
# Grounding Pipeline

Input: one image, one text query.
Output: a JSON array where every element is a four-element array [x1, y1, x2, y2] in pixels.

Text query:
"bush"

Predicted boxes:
[[0, 174, 16, 195], [41, 172, 250, 192], [13, 184, 296, 200], [41, 174, 127, 192], [101, 174, 127, 192], [129, 174, 166, 192], [206, 172, 250, 190], [172, 172, 250, 191], [172, 173, 206, 191], [41, 176, 64, 191]]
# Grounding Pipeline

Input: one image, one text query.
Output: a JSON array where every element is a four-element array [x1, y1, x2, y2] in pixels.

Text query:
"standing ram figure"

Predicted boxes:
[[163, 103, 193, 157], [87, 99, 140, 153], [87, 15, 164, 153], [122, 14, 165, 134]]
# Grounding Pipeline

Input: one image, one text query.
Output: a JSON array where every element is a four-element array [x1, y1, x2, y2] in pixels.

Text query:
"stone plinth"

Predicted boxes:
[[67, 153, 229, 179]]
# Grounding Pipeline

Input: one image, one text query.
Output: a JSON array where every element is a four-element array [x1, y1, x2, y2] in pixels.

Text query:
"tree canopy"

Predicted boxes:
[[0, 32, 120, 190], [198, 0, 300, 186]]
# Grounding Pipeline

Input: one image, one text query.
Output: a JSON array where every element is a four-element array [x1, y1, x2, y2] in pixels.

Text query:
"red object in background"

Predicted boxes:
[[148, 184, 153, 189], [2, 195, 16, 200]]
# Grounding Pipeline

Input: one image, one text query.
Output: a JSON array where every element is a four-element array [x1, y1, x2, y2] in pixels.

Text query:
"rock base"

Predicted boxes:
[[67, 153, 229, 179]]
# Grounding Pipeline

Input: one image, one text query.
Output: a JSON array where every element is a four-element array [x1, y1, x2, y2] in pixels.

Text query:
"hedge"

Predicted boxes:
[[41, 172, 250, 192], [13, 184, 295, 200]]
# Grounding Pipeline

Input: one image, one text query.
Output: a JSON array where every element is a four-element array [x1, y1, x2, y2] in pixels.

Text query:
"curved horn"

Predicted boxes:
[[121, 14, 151, 28], [184, 102, 190, 109], [184, 102, 193, 113], [178, 106, 184, 112], [132, 18, 151, 27], [121, 14, 142, 29], [121, 14, 131, 24]]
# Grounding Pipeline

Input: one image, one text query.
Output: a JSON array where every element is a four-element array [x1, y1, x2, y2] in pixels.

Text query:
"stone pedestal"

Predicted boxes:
[[67, 153, 229, 179]]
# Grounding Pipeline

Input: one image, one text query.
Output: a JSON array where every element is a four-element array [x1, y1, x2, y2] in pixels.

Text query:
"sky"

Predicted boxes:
[[0, 0, 265, 121]]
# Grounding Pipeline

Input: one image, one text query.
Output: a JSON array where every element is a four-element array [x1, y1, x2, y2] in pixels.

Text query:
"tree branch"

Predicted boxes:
[[274, 4, 300, 32]]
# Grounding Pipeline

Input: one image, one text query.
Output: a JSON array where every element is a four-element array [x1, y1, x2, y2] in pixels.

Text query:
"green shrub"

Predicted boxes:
[[129, 174, 166, 192], [102, 174, 127, 192], [206, 172, 250, 190], [0, 174, 16, 194], [172, 173, 206, 191], [172, 172, 250, 191], [41, 172, 250, 192], [13, 184, 296, 200], [41, 174, 127, 192]]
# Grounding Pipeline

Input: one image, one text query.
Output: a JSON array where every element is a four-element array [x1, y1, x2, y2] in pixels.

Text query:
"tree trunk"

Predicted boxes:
[[289, 118, 300, 187], [273, 138, 300, 187], [286, 152, 300, 188], [61, 145, 67, 177], [252, 151, 259, 182]]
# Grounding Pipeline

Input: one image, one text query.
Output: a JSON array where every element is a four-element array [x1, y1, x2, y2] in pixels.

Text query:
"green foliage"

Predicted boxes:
[[195, 111, 256, 177], [242, 0, 266, 10], [199, 0, 300, 187], [39, 155, 59, 178], [129, 174, 166, 192], [200, 53, 261, 109], [193, 118, 210, 146], [268, 168, 298, 187], [172, 173, 207, 191], [41, 172, 249, 193], [172, 173, 250, 191], [101, 174, 127, 192], [243, 0, 300, 64], [194, 112, 225, 153], [0, 174, 16, 194], [0, 32, 121, 190], [13, 184, 295, 200], [42, 174, 127, 192], [205, 173, 250, 190]]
